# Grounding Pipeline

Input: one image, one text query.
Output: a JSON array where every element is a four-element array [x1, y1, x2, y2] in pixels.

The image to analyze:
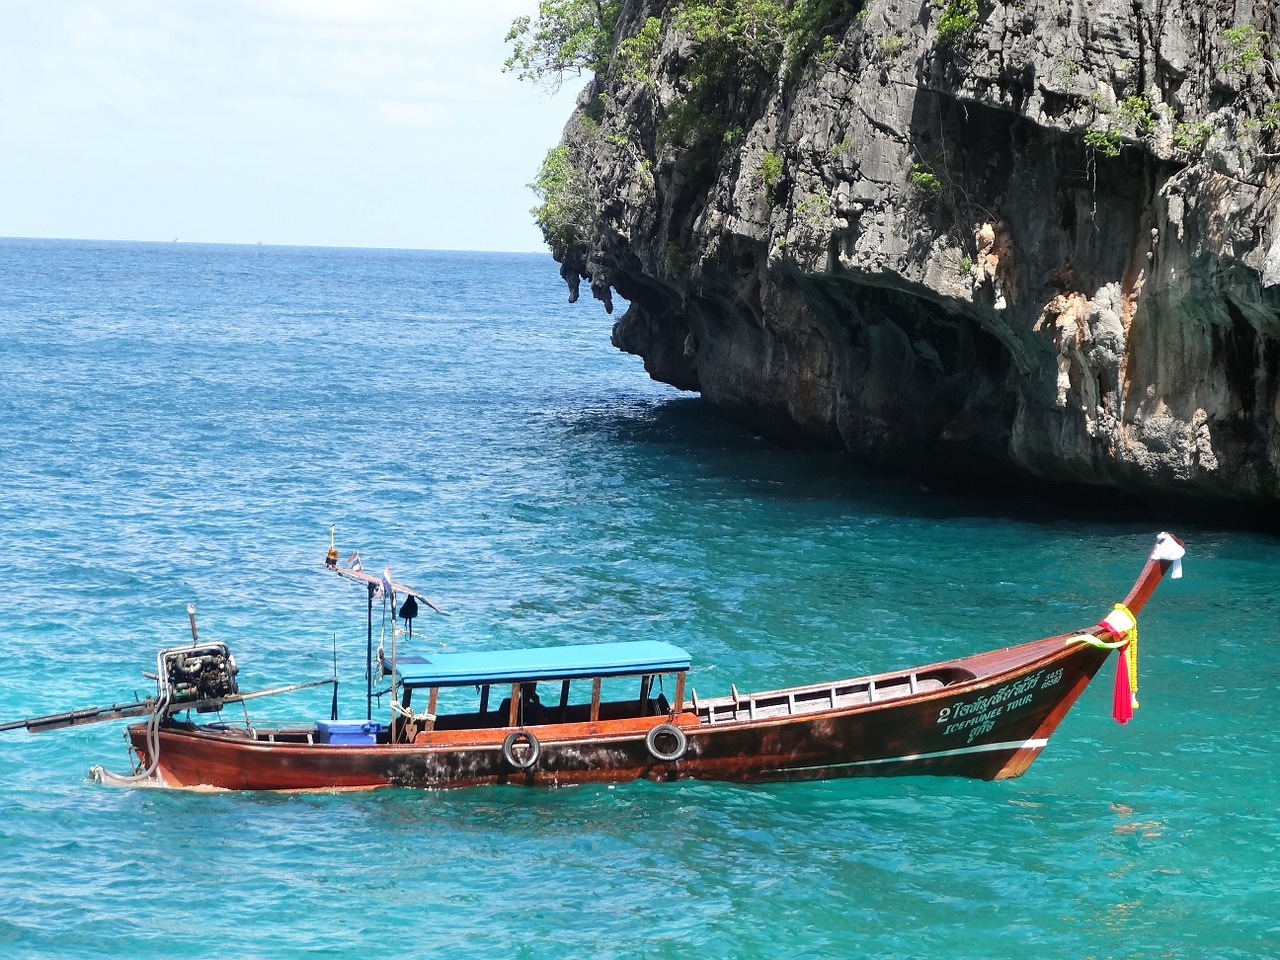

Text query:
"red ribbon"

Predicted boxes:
[[1112, 642, 1134, 724]]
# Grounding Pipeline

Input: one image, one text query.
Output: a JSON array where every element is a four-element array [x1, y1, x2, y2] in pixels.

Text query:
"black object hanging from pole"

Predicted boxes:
[[399, 594, 418, 639]]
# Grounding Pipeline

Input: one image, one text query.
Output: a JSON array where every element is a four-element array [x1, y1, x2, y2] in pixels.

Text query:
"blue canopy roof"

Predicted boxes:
[[396, 640, 691, 689]]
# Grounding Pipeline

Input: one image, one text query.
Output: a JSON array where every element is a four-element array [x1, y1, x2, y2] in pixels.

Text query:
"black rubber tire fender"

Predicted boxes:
[[501, 729, 541, 770], [645, 722, 688, 762]]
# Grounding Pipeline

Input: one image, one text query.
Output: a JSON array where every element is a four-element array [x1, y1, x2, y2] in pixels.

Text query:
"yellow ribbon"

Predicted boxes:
[[1118, 603, 1139, 709], [1067, 602, 1139, 710]]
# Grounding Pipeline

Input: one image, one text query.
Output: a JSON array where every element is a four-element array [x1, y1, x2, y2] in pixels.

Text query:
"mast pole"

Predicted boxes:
[[366, 581, 375, 721]]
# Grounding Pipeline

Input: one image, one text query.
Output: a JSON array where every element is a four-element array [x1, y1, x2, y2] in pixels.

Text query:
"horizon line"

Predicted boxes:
[[0, 234, 554, 257]]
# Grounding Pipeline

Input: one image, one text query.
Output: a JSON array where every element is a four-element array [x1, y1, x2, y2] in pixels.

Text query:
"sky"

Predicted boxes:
[[0, 1, 584, 251]]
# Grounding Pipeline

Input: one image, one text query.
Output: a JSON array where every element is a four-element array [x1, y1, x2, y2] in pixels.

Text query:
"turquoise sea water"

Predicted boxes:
[[0, 238, 1275, 959]]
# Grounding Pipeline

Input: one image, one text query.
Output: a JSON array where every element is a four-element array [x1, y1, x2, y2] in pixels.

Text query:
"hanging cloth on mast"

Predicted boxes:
[[399, 594, 418, 640]]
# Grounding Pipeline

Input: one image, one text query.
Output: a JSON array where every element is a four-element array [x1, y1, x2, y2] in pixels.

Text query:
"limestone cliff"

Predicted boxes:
[[544, 0, 1280, 515]]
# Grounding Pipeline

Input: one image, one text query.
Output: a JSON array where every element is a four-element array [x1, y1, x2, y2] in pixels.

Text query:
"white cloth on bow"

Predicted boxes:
[[1151, 531, 1185, 579]]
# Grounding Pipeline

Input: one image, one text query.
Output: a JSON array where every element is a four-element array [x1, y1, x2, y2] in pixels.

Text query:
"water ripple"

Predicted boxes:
[[0, 240, 1274, 959]]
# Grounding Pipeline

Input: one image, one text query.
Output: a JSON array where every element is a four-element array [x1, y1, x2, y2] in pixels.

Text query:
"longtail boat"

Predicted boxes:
[[1, 532, 1185, 790]]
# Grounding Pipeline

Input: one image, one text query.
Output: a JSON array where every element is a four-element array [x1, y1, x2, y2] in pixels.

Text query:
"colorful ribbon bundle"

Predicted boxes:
[[1098, 603, 1139, 724]]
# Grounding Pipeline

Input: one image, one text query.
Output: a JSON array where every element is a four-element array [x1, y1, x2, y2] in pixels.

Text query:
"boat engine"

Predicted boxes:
[[158, 642, 239, 712]]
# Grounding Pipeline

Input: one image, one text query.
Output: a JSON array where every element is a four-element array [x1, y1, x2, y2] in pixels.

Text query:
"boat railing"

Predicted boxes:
[[692, 667, 977, 724]]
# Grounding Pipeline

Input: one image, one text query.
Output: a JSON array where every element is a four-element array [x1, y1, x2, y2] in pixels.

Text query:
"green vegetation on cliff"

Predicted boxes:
[[508, 0, 850, 212], [669, 0, 849, 80], [504, 0, 621, 90], [506, 0, 848, 89], [935, 0, 979, 43], [617, 16, 664, 83], [529, 145, 590, 259]]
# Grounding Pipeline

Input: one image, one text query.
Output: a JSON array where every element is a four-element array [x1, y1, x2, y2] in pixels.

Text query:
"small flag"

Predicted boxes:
[[346, 551, 362, 572], [378, 565, 393, 600]]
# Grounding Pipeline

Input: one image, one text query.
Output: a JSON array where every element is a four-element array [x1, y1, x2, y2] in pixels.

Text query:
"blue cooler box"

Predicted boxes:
[[315, 720, 383, 745]]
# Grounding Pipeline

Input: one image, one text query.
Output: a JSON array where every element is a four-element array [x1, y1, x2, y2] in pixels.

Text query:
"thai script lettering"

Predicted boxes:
[[936, 670, 1045, 742], [965, 718, 996, 742]]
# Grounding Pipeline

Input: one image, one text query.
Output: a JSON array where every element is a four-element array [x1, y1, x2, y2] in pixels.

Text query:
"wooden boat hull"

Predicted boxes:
[[130, 633, 1111, 790]]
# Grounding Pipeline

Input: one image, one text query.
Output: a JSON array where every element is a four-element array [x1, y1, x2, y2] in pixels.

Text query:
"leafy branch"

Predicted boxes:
[[504, 0, 621, 91], [529, 146, 592, 260]]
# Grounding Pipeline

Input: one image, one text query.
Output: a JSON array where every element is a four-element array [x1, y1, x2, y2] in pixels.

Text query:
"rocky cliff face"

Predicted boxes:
[[548, 0, 1280, 515]]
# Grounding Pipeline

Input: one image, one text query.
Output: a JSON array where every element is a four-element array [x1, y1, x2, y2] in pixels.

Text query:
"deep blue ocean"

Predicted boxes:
[[0, 238, 1275, 959]]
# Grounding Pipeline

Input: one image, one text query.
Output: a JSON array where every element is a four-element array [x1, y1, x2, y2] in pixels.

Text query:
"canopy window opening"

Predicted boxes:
[[398, 670, 687, 735], [593, 673, 676, 722], [392, 640, 693, 740]]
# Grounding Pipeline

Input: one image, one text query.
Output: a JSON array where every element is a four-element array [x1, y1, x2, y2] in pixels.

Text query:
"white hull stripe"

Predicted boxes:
[[770, 738, 1050, 775]]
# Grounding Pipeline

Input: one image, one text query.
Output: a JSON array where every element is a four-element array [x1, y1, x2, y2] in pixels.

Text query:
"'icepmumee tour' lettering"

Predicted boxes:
[[936, 670, 1049, 741]]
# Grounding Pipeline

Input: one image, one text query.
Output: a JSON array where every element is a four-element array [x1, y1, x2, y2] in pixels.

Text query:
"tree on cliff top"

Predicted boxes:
[[505, 1, 846, 93], [504, 0, 621, 91]]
